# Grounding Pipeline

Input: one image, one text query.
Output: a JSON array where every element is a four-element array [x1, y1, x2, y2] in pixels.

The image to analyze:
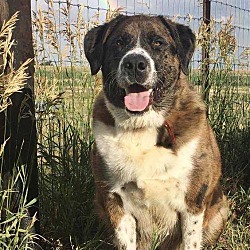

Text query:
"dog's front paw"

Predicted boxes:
[[115, 214, 136, 250]]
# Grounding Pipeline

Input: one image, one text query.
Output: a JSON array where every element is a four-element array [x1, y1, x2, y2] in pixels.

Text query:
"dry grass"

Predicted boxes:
[[32, 2, 249, 249], [0, 12, 33, 112], [1, 1, 249, 249], [0, 13, 38, 250]]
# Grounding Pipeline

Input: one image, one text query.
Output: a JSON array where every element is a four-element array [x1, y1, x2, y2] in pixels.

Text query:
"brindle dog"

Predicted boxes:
[[84, 15, 228, 250]]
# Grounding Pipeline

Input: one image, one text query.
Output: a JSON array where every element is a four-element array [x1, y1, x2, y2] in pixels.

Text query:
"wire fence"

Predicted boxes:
[[30, 2, 250, 246], [211, 0, 250, 67], [32, 0, 250, 72]]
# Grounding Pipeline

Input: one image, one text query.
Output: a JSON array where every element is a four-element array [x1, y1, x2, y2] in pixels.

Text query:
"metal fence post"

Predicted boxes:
[[202, 0, 211, 104]]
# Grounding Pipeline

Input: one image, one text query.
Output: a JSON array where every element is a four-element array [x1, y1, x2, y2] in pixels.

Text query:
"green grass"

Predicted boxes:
[[1, 7, 249, 250], [2, 65, 249, 249], [0, 165, 38, 249], [33, 65, 249, 250]]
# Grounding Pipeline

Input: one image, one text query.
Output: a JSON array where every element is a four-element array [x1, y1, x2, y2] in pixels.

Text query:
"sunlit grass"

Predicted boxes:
[[33, 3, 249, 249], [0, 13, 38, 250], [0, 2, 249, 249]]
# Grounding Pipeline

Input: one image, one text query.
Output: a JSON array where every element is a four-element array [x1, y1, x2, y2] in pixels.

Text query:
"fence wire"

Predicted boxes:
[[211, 0, 250, 68], [32, 0, 250, 74]]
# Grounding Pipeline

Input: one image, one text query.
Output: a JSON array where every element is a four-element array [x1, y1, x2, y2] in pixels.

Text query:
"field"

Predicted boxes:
[[32, 65, 249, 250], [1, 6, 250, 250]]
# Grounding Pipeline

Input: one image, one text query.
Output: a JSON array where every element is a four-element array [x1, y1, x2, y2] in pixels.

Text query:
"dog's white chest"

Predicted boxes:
[[94, 121, 198, 214]]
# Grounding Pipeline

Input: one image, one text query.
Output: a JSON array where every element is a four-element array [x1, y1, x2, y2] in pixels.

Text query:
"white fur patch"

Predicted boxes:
[[94, 114, 200, 237], [182, 211, 204, 249], [115, 214, 136, 250]]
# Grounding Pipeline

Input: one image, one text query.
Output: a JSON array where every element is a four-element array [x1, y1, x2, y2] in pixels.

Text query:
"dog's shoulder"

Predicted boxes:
[[93, 90, 115, 127]]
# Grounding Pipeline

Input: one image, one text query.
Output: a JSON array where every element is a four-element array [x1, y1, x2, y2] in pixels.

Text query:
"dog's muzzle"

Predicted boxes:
[[121, 53, 150, 84], [117, 48, 156, 113], [117, 48, 156, 88]]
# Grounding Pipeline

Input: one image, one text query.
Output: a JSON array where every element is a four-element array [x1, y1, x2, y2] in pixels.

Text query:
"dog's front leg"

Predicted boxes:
[[99, 191, 137, 250], [96, 187, 137, 250], [181, 211, 204, 250], [114, 213, 137, 250]]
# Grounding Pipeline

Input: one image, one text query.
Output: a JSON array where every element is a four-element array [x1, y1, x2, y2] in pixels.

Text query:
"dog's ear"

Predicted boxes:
[[84, 15, 125, 75], [159, 16, 196, 75]]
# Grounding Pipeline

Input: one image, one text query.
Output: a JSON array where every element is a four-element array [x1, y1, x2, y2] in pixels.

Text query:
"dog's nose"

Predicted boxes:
[[122, 54, 149, 75]]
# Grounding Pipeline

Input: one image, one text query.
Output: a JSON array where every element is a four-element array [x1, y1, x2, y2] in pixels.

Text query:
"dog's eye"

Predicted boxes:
[[152, 40, 163, 48], [115, 39, 124, 46]]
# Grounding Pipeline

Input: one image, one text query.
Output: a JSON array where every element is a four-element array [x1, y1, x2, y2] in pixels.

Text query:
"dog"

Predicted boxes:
[[84, 15, 228, 250]]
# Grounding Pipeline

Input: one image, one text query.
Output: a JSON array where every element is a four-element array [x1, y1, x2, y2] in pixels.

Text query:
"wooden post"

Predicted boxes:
[[202, 0, 211, 104], [0, 0, 39, 233]]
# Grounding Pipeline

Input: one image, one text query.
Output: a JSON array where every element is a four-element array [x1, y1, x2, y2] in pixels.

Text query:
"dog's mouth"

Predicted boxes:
[[124, 84, 153, 113]]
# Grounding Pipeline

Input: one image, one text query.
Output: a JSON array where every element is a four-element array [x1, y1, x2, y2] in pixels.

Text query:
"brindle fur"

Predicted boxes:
[[85, 15, 228, 249]]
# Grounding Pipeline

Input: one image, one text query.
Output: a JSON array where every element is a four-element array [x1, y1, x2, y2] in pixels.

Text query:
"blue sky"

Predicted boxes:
[[31, 0, 249, 27], [32, 0, 250, 67], [31, 0, 250, 39]]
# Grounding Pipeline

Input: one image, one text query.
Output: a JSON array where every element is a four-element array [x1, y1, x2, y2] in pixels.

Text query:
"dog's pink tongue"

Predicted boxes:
[[124, 91, 150, 111]]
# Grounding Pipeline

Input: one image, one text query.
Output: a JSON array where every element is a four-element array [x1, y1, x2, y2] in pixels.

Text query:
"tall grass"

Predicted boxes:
[[32, 1, 250, 249], [0, 166, 38, 249], [198, 16, 250, 250], [0, 13, 38, 250], [32, 1, 106, 248]]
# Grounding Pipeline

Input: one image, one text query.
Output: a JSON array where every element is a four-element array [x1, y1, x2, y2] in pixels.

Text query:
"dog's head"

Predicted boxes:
[[84, 15, 195, 118]]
